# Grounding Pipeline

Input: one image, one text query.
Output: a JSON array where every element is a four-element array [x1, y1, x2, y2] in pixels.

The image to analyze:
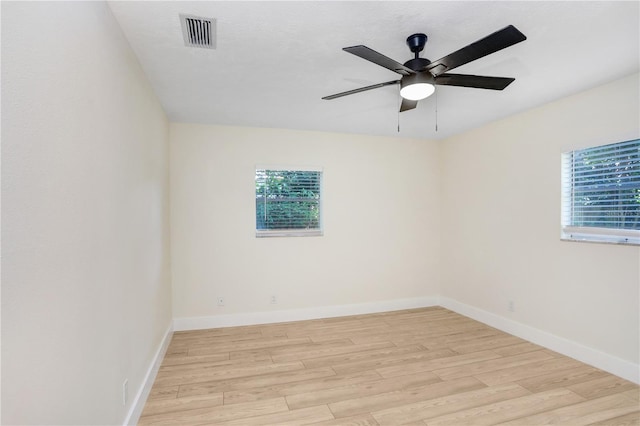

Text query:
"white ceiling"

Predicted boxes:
[[108, 1, 640, 140]]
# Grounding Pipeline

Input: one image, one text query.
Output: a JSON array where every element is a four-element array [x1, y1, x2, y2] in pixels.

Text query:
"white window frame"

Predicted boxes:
[[255, 165, 323, 238], [561, 139, 640, 246]]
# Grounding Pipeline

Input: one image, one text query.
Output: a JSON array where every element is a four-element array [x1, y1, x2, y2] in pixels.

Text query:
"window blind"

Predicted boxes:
[[255, 168, 322, 237], [561, 139, 640, 244]]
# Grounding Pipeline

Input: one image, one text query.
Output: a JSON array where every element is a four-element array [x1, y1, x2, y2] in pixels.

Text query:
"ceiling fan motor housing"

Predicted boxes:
[[401, 71, 435, 88], [404, 57, 431, 72]]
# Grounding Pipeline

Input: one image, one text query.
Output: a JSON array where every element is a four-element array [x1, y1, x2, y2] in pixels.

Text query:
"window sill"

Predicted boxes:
[[256, 230, 323, 238], [561, 235, 640, 247]]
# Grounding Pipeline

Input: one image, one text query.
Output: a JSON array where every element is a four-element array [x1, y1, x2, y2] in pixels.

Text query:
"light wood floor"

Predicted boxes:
[[139, 307, 639, 425]]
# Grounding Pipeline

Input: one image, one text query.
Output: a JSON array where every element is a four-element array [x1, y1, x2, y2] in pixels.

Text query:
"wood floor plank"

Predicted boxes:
[[376, 349, 502, 379], [147, 386, 179, 401], [139, 308, 639, 425], [158, 354, 273, 374], [290, 325, 392, 341], [160, 352, 230, 366], [328, 376, 485, 419], [266, 319, 382, 338], [475, 355, 583, 386], [179, 367, 336, 397], [228, 349, 273, 360], [516, 365, 610, 393], [187, 336, 312, 356], [173, 325, 257, 337], [423, 388, 585, 425], [491, 342, 544, 356], [347, 321, 479, 345], [177, 366, 336, 398], [332, 348, 456, 376], [587, 411, 640, 426], [498, 391, 640, 425], [169, 331, 266, 348], [153, 361, 305, 387], [268, 338, 355, 357], [164, 347, 188, 357], [419, 329, 503, 351], [371, 383, 531, 426], [349, 329, 452, 346], [302, 344, 424, 369], [567, 375, 639, 400], [621, 388, 640, 402], [140, 393, 223, 418], [310, 413, 380, 426], [217, 405, 334, 425], [138, 397, 289, 426], [432, 350, 555, 381], [449, 334, 527, 354], [271, 340, 395, 363], [286, 371, 441, 410], [223, 370, 383, 405]]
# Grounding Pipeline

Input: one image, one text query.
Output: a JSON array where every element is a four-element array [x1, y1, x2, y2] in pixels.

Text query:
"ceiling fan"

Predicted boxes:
[[323, 25, 526, 112]]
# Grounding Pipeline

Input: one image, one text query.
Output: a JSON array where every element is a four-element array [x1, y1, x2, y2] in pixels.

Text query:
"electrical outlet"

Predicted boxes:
[[508, 301, 515, 312], [122, 379, 128, 406], [217, 297, 225, 306], [270, 295, 277, 304]]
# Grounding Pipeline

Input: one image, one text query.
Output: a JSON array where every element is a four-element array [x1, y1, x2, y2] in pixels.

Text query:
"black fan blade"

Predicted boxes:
[[427, 25, 526, 76], [322, 80, 399, 100], [434, 74, 515, 90], [344, 45, 415, 76], [400, 98, 418, 112]]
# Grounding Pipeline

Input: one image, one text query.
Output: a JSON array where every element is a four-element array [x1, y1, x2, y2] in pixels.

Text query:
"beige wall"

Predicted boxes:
[[440, 73, 640, 364], [170, 124, 441, 319], [1, 2, 172, 424]]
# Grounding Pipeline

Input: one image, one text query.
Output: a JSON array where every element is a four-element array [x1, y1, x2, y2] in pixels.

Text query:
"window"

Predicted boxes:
[[561, 139, 640, 245], [255, 167, 323, 237]]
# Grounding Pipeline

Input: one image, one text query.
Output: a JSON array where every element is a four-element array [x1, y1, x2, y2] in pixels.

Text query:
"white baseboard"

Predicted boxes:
[[440, 297, 640, 384], [173, 296, 439, 331], [124, 322, 174, 426]]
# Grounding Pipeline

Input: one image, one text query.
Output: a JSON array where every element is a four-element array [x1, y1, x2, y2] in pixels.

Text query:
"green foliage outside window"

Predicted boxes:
[[256, 170, 321, 231]]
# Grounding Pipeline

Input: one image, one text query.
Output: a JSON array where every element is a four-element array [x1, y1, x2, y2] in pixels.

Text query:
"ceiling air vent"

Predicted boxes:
[[180, 14, 216, 49]]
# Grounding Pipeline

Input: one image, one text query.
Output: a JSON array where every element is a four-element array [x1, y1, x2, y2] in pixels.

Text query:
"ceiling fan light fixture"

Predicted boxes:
[[400, 83, 435, 100], [400, 73, 435, 100]]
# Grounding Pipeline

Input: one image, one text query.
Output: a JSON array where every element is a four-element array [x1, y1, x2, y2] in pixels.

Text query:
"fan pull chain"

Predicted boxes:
[[397, 90, 401, 132], [435, 89, 438, 132]]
